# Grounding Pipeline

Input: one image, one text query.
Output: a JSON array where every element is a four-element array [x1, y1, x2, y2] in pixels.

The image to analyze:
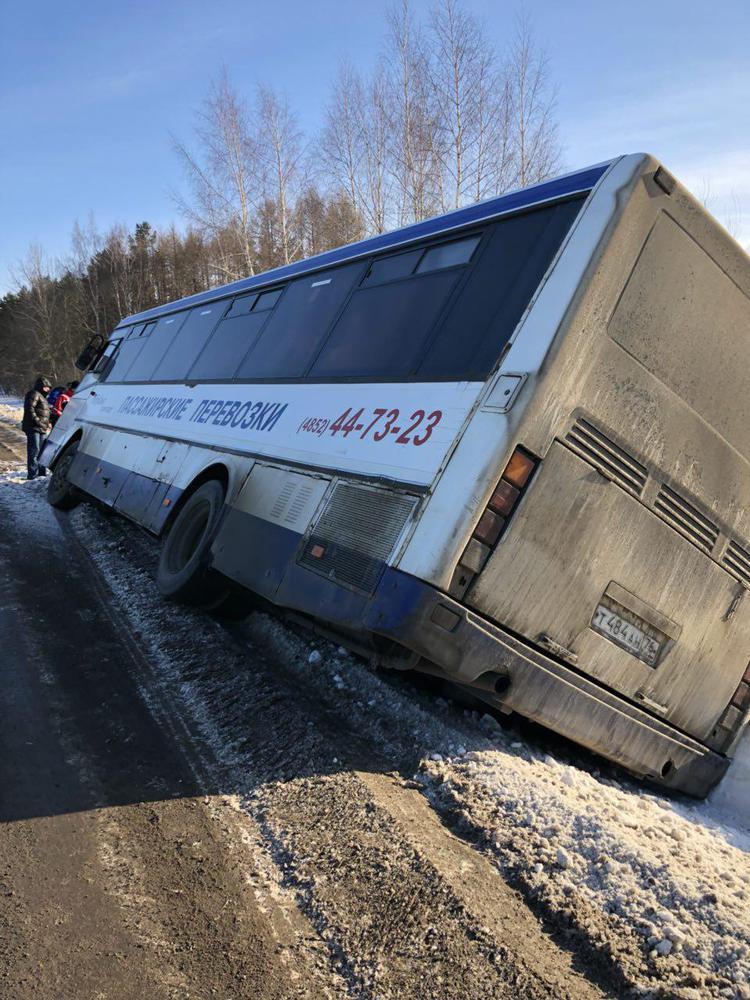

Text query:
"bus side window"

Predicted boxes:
[[310, 269, 460, 379], [188, 286, 284, 381], [364, 249, 423, 285], [419, 197, 586, 379], [415, 235, 480, 273], [124, 313, 188, 382], [189, 311, 269, 381], [235, 263, 364, 379], [310, 234, 481, 379], [151, 305, 225, 381], [104, 322, 156, 382]]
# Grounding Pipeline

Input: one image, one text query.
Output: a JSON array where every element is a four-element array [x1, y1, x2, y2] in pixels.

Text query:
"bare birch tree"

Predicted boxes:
[[173, 72, 259, 279], [256, 85, 305, 265], [385, 0, 440, 225], [11, 246, 62, 378], [428, 0, 502, 209], [321, 63, 365, 218], [322, 62, 394, 234], [68, 215, 104, 334], [506, 16, 561, 188]]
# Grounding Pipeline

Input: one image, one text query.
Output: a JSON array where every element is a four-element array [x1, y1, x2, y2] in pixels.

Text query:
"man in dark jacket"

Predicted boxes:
[[22, 376, 52, 479]]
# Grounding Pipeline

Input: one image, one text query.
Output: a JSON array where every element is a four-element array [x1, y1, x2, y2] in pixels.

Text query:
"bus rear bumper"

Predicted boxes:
[[365, 571, 728, 798]]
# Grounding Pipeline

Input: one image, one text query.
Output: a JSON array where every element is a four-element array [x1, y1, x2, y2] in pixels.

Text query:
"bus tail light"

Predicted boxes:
[[456, 447, 539, 583], [500, 448, 536, 490]]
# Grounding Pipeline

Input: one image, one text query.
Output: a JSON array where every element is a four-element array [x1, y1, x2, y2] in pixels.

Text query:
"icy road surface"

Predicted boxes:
[[0, 418, 748, 998]]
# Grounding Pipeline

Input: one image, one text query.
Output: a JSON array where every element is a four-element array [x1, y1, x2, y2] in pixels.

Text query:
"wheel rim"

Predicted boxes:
[[166, 499, 213, 574]]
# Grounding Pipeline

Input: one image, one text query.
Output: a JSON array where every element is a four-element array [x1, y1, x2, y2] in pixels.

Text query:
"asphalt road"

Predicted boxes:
[[0, 435, 622, 999]]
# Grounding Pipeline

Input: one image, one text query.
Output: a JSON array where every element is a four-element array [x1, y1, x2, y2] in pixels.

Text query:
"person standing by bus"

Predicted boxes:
[[47, 383, 66, 413], [22, 375, 52, 479], [50, 380, 79, 427]]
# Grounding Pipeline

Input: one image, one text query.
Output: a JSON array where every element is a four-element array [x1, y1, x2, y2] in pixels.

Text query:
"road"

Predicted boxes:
[[0, 425, 627, 999]]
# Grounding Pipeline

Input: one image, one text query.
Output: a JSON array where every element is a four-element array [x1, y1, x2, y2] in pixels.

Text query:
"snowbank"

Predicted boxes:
[[0, 396, 23, 426], [419, 738, 750, 998]]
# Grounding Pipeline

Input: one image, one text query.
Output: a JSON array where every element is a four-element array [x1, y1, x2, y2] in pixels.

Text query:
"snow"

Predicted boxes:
[[0, 395, 23, 426], [417, 734, 750, 997]]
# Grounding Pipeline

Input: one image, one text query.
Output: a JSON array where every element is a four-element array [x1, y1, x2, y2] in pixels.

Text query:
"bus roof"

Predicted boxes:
[[119, 158, 617, 328]]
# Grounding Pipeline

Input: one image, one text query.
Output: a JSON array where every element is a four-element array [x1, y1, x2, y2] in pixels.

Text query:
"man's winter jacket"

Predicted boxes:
[[22, 379, 51, 434]]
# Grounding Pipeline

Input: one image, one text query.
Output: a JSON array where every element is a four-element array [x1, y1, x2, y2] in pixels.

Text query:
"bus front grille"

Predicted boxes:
[[654, 485, 719, 554], [565, 418, 647, 497], [299, 483, 417, 594], [722, 541, 750, 589]]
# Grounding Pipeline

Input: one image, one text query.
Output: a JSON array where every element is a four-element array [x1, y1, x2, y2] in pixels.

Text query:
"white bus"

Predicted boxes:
[[43, 153, 750, 796]]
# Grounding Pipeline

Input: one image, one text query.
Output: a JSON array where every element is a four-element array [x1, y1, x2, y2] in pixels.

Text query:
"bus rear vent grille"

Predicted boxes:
[[565, 418, 647, 496], [299, 483, 417, 594], [654, 485, 719, 553], [722, 541, 750, 589]]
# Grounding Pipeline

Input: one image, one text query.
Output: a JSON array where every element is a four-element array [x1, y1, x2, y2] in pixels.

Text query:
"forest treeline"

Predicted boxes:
[[0, 1, 561, 392]]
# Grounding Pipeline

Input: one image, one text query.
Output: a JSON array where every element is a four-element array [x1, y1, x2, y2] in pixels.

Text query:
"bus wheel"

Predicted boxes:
[[47, 442, 81, 510], [157, 479, 227, 606]]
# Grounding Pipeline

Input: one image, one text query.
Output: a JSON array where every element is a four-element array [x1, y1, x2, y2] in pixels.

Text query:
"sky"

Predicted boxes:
[[1, 0, 748, 295]]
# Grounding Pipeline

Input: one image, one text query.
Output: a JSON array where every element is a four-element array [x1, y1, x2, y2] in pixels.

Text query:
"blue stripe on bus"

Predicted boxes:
[[212, 507, 375, 623], [119, 161, 614, 327], [68, 450, 456, 639], [68, 452, 182, 533], [211, 508, 301, 600]]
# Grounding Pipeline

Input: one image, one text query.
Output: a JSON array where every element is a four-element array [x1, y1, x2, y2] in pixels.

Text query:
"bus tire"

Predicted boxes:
[[157, 479, 227, 606], [47, 441, 81, 511]]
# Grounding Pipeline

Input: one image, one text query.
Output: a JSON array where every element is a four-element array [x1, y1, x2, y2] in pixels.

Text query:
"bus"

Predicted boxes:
[[42, 153, 750, 797]]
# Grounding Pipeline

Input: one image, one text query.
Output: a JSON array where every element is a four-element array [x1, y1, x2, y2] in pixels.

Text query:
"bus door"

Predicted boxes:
[[114, 439, 187, 532]]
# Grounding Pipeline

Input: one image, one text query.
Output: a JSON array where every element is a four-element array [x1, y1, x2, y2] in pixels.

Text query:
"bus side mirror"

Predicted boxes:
[[75, 334, 105, 371]]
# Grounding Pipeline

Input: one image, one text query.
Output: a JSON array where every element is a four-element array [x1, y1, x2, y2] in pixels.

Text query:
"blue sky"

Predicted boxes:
[[1, 0, 748, 295]]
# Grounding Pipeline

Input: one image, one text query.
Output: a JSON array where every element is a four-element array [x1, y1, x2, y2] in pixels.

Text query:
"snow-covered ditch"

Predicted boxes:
[[2, 467, 750, 998]]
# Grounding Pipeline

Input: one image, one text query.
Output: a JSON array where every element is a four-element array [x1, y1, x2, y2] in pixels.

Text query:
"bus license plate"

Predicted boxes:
[[592, 604, 662, 667]]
